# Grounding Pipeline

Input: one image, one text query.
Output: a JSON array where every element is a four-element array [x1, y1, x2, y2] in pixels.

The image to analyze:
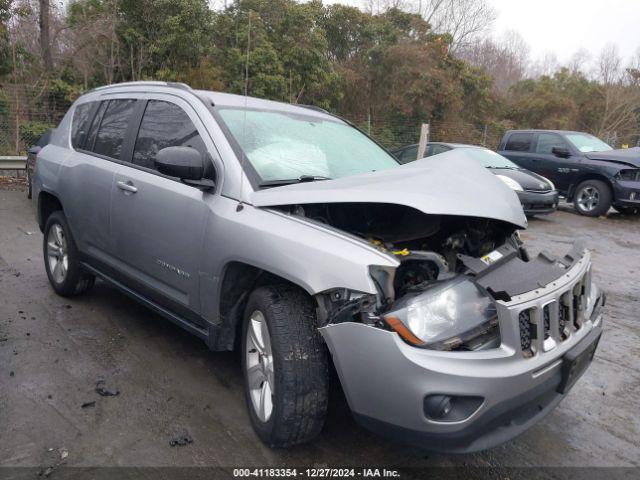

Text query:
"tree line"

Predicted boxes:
[[1, 0, 639, 152]]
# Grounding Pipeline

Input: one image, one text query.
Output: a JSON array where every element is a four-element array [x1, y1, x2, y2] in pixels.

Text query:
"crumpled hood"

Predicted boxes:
[[251, 150, 528, 228], [584, 147, 640, 167]]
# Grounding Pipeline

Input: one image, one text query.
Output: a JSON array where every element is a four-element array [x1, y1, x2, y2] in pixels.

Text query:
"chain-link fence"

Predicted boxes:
[[1, 82, 637, 160], [344, 115, 507, 152], [0, 84, 70, 156]]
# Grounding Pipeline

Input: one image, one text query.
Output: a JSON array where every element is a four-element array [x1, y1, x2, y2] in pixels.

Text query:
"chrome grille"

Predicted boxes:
[[506, 257, 591, 359]]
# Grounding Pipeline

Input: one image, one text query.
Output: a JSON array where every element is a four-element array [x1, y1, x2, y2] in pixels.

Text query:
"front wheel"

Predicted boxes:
[[241, 285, 329, 447], [573, 180, 612, 217]]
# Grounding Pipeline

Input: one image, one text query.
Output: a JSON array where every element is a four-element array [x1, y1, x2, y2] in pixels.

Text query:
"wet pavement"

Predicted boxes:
[[1, 187, 638, 471]]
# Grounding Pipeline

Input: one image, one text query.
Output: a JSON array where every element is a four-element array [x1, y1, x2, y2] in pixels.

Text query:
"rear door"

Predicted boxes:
[[109, 97, 212, 323], [500, 132, 536, 171], [61, 99, 137, 259]]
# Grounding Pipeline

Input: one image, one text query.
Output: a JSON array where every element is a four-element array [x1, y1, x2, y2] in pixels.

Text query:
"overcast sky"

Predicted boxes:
[[324, 0, 640, 65], [489, 0, 640, 64]]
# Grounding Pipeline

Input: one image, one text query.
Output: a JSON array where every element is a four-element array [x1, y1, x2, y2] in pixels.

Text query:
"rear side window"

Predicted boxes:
[[505, 133, 533, 152], [133, 100, 207, 170], [93, 99, 137, 160], [84, 101, 108, 151], [535, 133, 567, 154], [397, 145, 418, 163], [426, 144, 451, 156], [71, 103, 95, 149]]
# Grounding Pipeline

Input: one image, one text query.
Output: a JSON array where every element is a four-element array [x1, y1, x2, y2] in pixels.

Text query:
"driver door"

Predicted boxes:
[[109, 98, 213, 323]]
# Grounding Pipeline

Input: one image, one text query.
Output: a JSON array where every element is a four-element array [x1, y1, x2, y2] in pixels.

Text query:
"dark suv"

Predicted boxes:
[[498, 130, 640, 216]]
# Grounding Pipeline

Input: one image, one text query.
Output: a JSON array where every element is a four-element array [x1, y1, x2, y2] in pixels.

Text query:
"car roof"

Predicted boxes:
[[85, 81, 339, 123], [396, 142, 486, 150], [505, 129, 587, 135]]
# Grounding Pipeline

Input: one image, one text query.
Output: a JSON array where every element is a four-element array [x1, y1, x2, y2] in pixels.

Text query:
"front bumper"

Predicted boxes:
[[320, 252, 603, 453], [612, 180, 640, 207], [516, 189, 559, 215]]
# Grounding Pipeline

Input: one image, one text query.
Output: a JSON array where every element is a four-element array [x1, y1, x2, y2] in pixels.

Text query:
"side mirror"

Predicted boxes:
[[155, 146, 204, 180], [552, 146, 571, 158]]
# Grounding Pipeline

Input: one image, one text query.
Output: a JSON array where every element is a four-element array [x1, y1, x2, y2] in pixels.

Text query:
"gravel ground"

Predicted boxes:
[[0, 185, 638, 474]]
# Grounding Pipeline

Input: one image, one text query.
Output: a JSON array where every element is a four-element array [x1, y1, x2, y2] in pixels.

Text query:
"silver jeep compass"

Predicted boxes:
[[33, 81, 604, 453]]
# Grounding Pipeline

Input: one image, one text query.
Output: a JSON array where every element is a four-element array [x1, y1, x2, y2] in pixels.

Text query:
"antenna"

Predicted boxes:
[[237, 10, 252, 212]]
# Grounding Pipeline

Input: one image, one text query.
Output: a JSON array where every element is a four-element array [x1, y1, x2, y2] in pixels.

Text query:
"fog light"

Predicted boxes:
[[423, 394, 484, 422]]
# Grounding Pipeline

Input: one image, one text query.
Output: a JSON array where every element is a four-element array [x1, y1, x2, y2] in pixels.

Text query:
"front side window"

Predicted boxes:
[[535, 133, 567, 155], [93, 99, 137, 160], [71, 102, 95, 149], [217, 107, 399, 183], [133, 100, 207, 170], [505, 133, 533, 152], [565, 133, 612, 153]]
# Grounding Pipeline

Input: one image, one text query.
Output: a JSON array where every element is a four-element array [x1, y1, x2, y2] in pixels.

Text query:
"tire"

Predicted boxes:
[[573, 180, 612, 217], [241, 285, 329, 447], [43, 211, 95, 297], [613, 205, 640, 215], [26, 167, 32, 199]]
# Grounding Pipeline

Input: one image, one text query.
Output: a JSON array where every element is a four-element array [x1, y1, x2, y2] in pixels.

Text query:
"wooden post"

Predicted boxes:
[[417, 123, 429, 160]]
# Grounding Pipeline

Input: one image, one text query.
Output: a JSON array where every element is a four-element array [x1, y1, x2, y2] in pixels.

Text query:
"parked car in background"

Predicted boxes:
[[392, 142, 559, 216], [33, 82, 604, 453], [498, 130, 640, 217], [26, 129, 54, 199]]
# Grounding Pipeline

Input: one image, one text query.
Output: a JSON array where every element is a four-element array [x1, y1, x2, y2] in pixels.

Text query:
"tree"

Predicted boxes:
[[39, 0, 52, 71]]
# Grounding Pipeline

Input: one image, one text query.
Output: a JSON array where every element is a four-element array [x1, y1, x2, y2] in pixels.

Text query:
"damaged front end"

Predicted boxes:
[[288, 202, 523, 353], [301, 205, 603, 452]]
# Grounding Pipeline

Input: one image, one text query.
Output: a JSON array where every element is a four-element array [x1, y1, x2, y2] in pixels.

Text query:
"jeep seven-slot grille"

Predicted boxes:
[[517, 275, 587, 357]]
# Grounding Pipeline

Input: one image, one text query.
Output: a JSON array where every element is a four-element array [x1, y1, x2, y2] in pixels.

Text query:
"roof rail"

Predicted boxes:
[[90, 81, 193, 93]]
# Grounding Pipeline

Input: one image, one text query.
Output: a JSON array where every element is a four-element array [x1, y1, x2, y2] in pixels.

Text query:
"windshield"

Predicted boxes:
[[456, 147, 519, 168], [565, 133, 612, 153], [217, 107, 399, 183]]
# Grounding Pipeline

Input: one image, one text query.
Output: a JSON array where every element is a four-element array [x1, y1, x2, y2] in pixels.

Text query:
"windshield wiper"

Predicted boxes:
[[259, 175, 332, 187], [486, 166, 517, 170]]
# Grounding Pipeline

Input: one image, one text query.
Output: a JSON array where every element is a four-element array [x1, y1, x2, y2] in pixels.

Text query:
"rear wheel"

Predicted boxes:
[[26, 167, 32, 199], [573, 180, 612, 217], [43, 211, 95, 297], [241, 285, 329, 447]]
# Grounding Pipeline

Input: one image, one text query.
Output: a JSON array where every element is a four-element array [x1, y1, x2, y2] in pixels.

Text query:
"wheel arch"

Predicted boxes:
[[208, 260, 313, 351], [37, 191, 63, 233], [566, 173, 613, 201]]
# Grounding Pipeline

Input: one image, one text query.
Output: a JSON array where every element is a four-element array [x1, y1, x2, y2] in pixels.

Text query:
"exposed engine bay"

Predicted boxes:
[[276, 202, 521, 296], [274, 202, 586, 353]]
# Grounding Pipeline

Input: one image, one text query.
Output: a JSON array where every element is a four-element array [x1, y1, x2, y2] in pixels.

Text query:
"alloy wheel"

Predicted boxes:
[[576, 186, 600, 212], [47, 224, 68, 284], [245, 310, 274, 422]]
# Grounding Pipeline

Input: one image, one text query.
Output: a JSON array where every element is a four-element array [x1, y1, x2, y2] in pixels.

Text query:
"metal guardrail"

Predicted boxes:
[[0, 156, 27, 170]]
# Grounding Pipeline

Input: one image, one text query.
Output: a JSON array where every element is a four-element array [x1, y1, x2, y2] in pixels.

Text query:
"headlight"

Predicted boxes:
[[618, 169, 640, 182], [383, 277, 499, 350], [496, 175, 523, 191], [542, 176, 555, 190]]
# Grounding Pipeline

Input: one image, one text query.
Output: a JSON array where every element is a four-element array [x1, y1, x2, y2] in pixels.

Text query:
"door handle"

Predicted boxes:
[[117, 181, 138, 193]]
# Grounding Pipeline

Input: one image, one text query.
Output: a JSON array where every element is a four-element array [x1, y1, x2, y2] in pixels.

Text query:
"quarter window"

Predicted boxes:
[[505, 133, 533, 152], [535, 133, 567, 155], [133, 100, 207, 170], [71, 102, 95, 149], [93, 99, 137, 160]]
